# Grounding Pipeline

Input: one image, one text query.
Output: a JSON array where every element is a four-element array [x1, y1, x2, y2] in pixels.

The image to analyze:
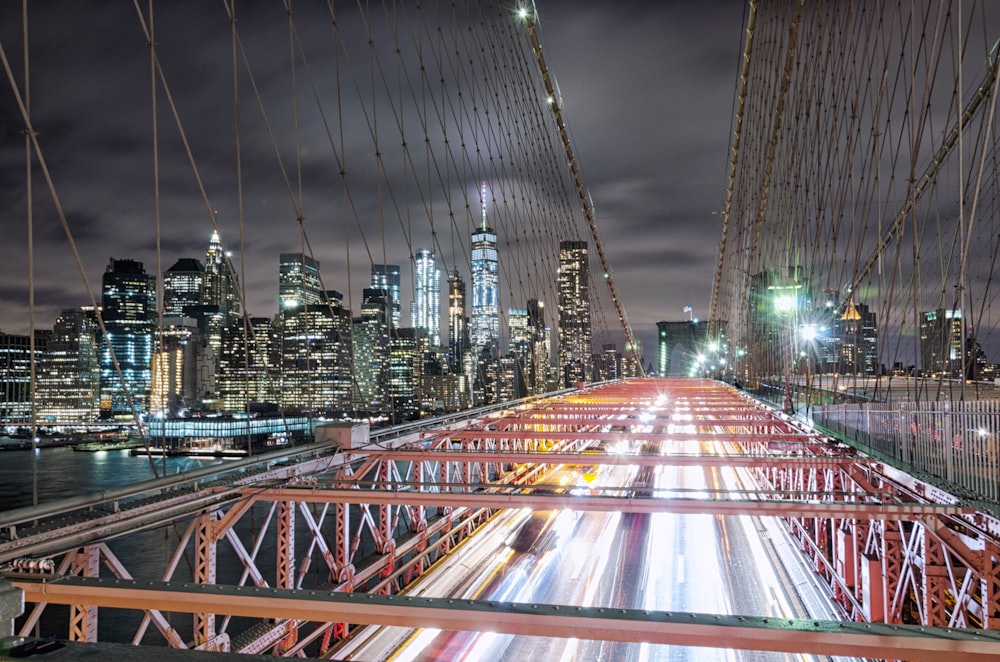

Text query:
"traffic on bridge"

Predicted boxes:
[[4, 378, 1000, 660]]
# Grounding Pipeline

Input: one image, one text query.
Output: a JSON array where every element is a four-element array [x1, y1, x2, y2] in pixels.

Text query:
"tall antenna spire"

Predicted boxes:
[[480, 180, 487, 230]]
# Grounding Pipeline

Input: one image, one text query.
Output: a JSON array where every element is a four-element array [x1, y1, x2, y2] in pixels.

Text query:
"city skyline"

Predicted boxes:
[[0, 2, 746, 359]]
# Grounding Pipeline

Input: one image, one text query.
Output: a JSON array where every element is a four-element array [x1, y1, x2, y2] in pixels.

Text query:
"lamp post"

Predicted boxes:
[[775, 293, 796, 415]]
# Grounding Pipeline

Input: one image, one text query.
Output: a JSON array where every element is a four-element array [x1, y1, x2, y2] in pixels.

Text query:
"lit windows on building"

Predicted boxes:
[[371, 264, 402, 328], [410, 248, 441, 346], [100, 258, 155, 418], [279, 253, 323, 312], [36, 307, 100, 423], [557, 240, 592, 387]]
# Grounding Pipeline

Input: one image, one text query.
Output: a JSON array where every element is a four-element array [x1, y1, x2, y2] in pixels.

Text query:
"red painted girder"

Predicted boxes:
[[14, 576, 1000, 661], [246, 487, 973, 518], [360, 448, 870, 470], [443, 430, 821, 442], [484, 417, 802, 430]]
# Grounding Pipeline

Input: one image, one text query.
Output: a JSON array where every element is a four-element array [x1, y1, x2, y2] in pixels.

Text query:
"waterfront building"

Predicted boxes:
[[371, 264, 402, 328], [99, 258, 155, 418], [36, 307, 100, 423], [352, 288, 391, 412], [150, 316, 199, 415], [410, 249, 441, 346], [279, 253, 323, 312], [217, 317, 276, 412], [447, 271, 470, 376], [0, 330, 48, 424], [162, 258, 205, 317], [202, 231, 241, 322], [557, 240, 592, 386]]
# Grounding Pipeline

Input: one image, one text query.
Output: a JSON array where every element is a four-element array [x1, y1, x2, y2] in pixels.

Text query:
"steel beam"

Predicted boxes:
[[247, 487, 972, 518], [361, 448, 870, 469], [13, 576, 1000, 661]]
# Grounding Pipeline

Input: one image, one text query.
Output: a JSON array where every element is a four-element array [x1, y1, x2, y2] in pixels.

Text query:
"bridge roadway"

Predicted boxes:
[[3, 379, 1000, 660]]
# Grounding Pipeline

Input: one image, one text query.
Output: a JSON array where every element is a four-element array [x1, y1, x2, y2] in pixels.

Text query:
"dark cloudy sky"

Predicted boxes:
[[0, 1, 745, 359]]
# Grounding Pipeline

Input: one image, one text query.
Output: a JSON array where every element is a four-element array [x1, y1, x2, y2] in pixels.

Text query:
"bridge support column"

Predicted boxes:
[[0, 579, 23, 639], [276, 500, 298, 653], [69, 546, 99, 642], [193, 512, 222, 650]]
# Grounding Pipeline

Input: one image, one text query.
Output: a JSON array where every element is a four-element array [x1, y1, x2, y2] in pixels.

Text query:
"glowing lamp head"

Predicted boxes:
[[800, 324, 818, 341], [774, 295, 795, 312]]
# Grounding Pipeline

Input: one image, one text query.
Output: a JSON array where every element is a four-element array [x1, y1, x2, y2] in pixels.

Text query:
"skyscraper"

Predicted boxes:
[[558, 240, 592, 386], [162, 258, 205, 317], [352, 288, 392, 412], [279, 253, 323, 312], [371, 264, 402, 328], [410, 248, 441, 346], [100, 258, 156, 418], [36, 307, 100, 423], [202, 231, 240, 322], [527, 298, 550, 393], [921, 308, 965, 377], [470, 182, 499, 357], [217, 317, 276, 412], [447, 271, 469, 375]]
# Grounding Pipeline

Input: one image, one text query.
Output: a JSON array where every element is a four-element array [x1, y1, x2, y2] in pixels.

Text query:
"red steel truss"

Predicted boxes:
[[3, 378, 1000, 659]]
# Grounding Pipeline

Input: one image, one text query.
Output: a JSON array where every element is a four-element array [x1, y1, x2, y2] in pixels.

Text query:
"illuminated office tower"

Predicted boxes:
[[0, 331, 48, 424], [557, 240, 592, 386], [447, 271, 470, 374], [163, 258, 205, 317], [410, 249, 441, 346], [527, 298, 550, 393], [352, 288, 392, 412], [279, 253, 323, 312], [389, 327, 425, 421], [217, 317, 276, 412], [371, 264, 402, 328], [36, 307, 100, 423], [279, 296, 353, 413], [470, 182, 499, 358], [150, 317, 198, 415], [921, 308, 964, 378], [506, 307, 531, 398], [100, 258, 156, 418], [202, 231, 240, 322]]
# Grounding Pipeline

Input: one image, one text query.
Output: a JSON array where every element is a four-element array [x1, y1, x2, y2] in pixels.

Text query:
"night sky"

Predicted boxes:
[[0, 1, 745, 360]]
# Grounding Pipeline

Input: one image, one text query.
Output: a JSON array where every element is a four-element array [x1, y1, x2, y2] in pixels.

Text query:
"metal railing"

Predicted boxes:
[[813, 401, 1000, 503]]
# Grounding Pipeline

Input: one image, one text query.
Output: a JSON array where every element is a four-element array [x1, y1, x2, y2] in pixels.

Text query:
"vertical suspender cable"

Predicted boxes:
[[521, 8, 644, 376]]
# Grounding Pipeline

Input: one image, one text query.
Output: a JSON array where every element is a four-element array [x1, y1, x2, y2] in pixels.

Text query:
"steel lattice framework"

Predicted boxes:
[[3, 378, 1000, 660]]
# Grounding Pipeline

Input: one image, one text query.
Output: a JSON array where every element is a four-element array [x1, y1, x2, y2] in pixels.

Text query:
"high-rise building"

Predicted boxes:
[[352, 288, 392, 412], [557, 240, 592, 386], [447, 271, 469, 375], [410, 249, 441, 346], [100, 258, 156, 418], [36, 307, 100, 423], [217, 317, 276, 412], [163, 258, 205, 317], [506, 307, 531, 398], [371, 264, 402, 328], [470, 182, 499, 357], [0, 330, 48, 424], [150, 317, 199, 415], [389, 327, 424, 421], [832, 300, 878, 375], [921, 309, 965, 377], [203, 231, 241, 322], [279, 253, 323, 312], [527, 298, 550, 393], [279, 302, 353, 413]]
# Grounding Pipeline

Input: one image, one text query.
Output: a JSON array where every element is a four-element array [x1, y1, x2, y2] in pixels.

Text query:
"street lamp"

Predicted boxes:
[[772, 289, 799, 415]]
